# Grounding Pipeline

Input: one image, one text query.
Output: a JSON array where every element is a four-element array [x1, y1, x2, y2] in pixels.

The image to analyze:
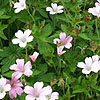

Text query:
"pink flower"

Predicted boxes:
[[88, 0, 100, 17], [0, 77, 11, 99], [29, 52, 39, 62], [95, 0, 100, 6], [57, 46, 66, 56], [7, 73, 23, 99], [53, 32, 73, 49], [24, 82, 52, 100], [46, 86, 59, 100], [10, 59, 32, 79]]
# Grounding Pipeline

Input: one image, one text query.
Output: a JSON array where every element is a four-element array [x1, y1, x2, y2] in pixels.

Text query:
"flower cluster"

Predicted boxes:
[[53, 32, 73, 56], [77, 55, 100, 74], [24, 82, 59, 100], [88, 0, 100, 17]]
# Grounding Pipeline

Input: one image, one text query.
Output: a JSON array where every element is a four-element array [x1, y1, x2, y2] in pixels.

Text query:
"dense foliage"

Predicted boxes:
[[0, 0, 100, 100]]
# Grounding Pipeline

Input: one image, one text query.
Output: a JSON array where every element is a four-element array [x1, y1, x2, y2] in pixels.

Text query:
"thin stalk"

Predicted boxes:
[[95, 18, 100, 41], [25, 47, 28, 62], [27, 9, 35, 23]]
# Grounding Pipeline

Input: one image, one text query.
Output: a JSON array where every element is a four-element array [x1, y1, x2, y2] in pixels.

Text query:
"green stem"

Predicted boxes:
[[95, 18, 100, 41], [26, 47, 28, 62], [27, 9, 35, 23]]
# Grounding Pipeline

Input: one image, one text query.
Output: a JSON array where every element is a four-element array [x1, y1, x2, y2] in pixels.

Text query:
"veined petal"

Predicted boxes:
[[57, 6, 64, 10], [53, 38, 60, 44], [16, 59, 24, 69], [57, 10, 63, 13], [0, 92, 6, 99], [46, 7, 53, 12], [24, 86, 34, 95], [4, 84, 11, 91], [85, 57, 92, 67], [25, 61, 32, 69], [82, 68, 91, 74], [77, 62, 85, 68], [12, 72, 23, 79], [14, 2, 20, 8], [59, 32, 66, 41], [15, 30, 24, 39], [19, 42, 27, 48], [15, 8, 22, 13], [91, 61, 100, 73], [26, 95, 35, 100], [65, 43, 72, 49], [50, 92, 59, 100], [92, 55, 99, 62], [24, 69, 33, 77], [42, 86, 52, 95], [10, 64, 19, 71], [49, 10, 56, 14], [27, 36, 34, 42], [12, 38, 20, 44], [34, 82, 43, 92], [51, 3, 57, 11], [24, 29, 32, 37]]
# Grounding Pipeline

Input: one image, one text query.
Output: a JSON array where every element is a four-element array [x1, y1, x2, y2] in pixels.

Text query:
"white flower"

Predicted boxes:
[[77, 56, 100, 74], [46, 3, 63, 14], [12, 29, 33, 48], [14, 0, 26, 13], [0, 77, 11, 99]]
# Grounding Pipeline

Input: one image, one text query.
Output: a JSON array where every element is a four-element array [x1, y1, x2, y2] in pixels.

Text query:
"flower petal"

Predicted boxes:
[[34, 82, 43, 92], [0, 92, 6, 99], [24, 29, 32, 37], [85, 57, 92, 67], [24, 86, 34, 95], [46, 7, 53, 11], [77, 62, 85, 68], [24, 69, 33, 77], [82, 68, 91, 74], [53, 38, 60, 44], [26, 95, 35, 100], [27, 36, 34, 42], [51, 3, 57, 10], [15, 30, 24, 39], [19, 42, 27, 48], [59, 32, 66, 41], [12, 38, 20, 44]]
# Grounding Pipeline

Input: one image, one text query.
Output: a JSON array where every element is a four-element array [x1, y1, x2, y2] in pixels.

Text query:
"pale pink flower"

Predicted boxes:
[[0, 77, 11, 99], [14, 0, 26, 13], [24, 82, 52, 100], [29, 52, 39, 62], [95, 0, 100, 6], [7, 73, 23, 99], [53, 32, 73, 49], [77, 56, 100, 74], [46, 86, 59, 100], [12, 29, 33, 48], [46, 3, 63, 14], [10, 59, 32, 79], [53, 32, 72, 56], [88, 0, 100, 17], [57, 46, 66, 56]]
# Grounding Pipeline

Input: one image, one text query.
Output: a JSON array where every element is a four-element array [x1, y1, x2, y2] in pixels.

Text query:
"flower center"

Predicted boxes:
[[0, 87, 3, 93], [34, 93, 39, 98], [86, 66, 91, 71]]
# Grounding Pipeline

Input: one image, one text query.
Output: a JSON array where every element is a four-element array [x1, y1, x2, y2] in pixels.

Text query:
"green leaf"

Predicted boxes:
[[38, 40, 54, 56], [39, 23, 52, 38], [36, 8, 48, 18], [39, 73, 54, 82], [78, 33, 91, 40]]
